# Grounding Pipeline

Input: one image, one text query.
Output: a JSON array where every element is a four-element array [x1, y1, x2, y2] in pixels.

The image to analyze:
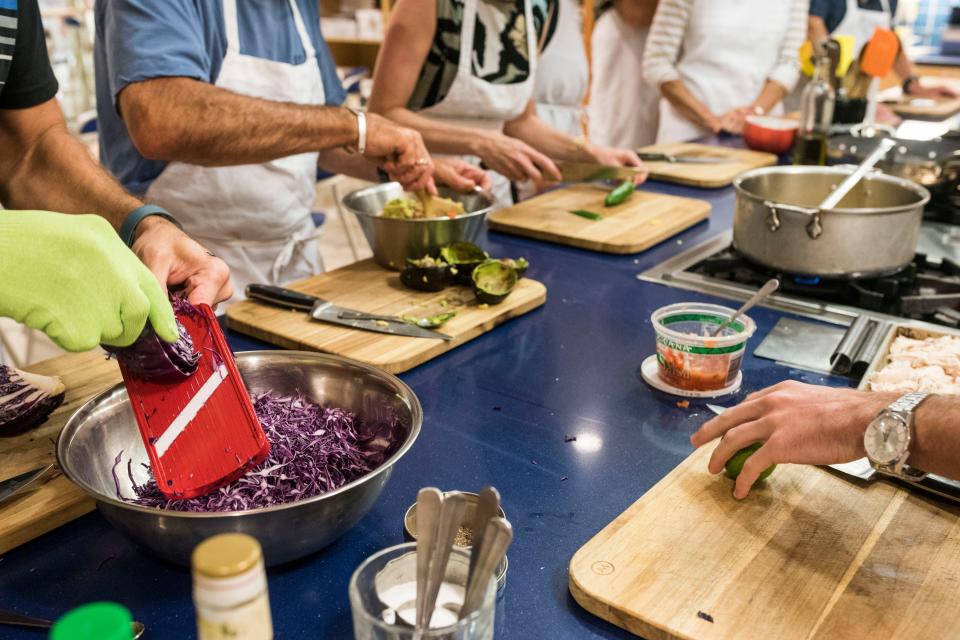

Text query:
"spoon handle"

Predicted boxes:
[[712, 278, 779, 336], [818, 137, 895, 211]]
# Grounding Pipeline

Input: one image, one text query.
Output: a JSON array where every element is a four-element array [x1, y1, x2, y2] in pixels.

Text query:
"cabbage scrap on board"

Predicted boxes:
[[0, 365, 65, 435], [117, 392, 406, 511]]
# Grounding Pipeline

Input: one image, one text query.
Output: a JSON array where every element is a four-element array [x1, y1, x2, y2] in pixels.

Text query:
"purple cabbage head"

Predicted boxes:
[[0, 364, 66, 435], [103, 297, 200, 382]]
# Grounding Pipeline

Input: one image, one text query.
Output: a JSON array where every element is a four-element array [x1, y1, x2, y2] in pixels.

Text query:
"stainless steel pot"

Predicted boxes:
[[733, 166, 930, 277], [342, 182, 495, 270], [57, 351, 422, 567]]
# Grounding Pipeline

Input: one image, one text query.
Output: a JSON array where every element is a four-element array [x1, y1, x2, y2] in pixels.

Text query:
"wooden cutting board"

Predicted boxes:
[[570, 446, 960, 640], [888, 97, 960, 120], [487, 185, 710, 254], [639, 143, 777, 188], [226, 259, 547, 373], [0, 352, 121, 554]]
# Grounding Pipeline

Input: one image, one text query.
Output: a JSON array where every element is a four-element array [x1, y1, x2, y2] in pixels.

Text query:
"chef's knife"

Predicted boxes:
[[245, 284, 453, 341], [704, 405, 960, 503], [559, 161, 645, 183], [0, 465, 52, 505], [637, 152, 736, 164]]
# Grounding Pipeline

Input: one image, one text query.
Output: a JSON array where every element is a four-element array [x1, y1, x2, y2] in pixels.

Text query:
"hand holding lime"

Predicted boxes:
[[724, 443, 776, 481]]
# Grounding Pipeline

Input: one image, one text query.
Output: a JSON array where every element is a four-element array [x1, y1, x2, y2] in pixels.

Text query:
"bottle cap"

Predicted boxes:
[[192, 533, 263, 578], [50, 602, 133, 640]]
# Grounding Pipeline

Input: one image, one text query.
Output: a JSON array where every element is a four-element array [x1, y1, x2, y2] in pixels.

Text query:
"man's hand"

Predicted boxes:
[[432, 157, 493, 191], [476, 133, 562, 183], [690, 381, 894, 499], [363, 113, 436, 193], [132, 216, 233, 306], [0, 211, 179, 351]]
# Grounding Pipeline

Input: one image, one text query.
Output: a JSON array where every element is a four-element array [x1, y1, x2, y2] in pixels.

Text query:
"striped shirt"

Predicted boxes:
[[0, 0, 59, 108], [642, 0, 808, 94], [0, 0, 16, 88]]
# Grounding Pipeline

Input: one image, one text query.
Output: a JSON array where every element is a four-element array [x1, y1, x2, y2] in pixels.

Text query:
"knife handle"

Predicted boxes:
[[245, 284, 318, 311]]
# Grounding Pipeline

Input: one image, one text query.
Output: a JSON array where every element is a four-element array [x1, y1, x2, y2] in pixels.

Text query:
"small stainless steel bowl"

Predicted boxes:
[[57, 351, 422, 567], [403, 491, 508, 593], [342, 182, 496, 270]]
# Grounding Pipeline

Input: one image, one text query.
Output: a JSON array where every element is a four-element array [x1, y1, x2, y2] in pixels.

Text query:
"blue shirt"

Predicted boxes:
[[94, 0, 346, 195], [810, 0, 898, 34]]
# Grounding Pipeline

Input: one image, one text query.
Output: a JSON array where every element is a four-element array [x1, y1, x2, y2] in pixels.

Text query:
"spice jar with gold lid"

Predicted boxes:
[[192, 533, 273, 640]]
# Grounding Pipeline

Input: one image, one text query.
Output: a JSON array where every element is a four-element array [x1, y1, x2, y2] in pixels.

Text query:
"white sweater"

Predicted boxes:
[[641, 0, 808, 93]]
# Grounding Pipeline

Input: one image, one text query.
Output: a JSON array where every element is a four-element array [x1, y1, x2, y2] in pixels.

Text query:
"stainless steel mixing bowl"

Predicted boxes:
[[57, 351, 422, 567], [342, 182, 495, 270]]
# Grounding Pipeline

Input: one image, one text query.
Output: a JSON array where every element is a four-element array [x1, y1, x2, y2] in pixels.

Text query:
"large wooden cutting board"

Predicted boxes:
[[639, 143, 777, 188], [226, 259, 546, 373], [570, 446, 960, 640], [0, 352, 121, 554], [487, 185, 710, 254]]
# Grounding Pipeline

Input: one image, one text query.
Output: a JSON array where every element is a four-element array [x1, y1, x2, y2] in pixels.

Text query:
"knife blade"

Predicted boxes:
[[245, 284, 453, 341], [0, 465, 52, 505], [637, 152, 736, 164], [559, 162, 645, 183], [704, 404, 960, 503]]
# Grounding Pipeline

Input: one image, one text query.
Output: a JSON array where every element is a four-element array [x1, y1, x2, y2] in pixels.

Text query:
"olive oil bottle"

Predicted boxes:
[[794, 50, 835, 166]]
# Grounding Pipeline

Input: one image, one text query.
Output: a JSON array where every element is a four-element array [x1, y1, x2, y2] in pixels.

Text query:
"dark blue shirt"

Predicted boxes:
[[810, 0, 898, 34], [94, 0, 346, 195]]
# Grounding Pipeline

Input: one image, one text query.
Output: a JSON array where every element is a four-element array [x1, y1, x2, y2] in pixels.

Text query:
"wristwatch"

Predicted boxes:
[[903, 75, 920, 95], [863, 392, 929, 481]]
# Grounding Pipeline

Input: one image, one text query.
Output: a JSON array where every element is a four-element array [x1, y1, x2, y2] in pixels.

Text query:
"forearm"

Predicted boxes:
[[909, 396, 960, 480], [0, 102, 140, 228], [375, 106, 485, 156], [317, 147, 380, 182], [503, 113, 589, 162], [121, 78, 358, 166], [894, 50, 914, 82], [753, 80, 787, 114], [660, 80, 716, 129]]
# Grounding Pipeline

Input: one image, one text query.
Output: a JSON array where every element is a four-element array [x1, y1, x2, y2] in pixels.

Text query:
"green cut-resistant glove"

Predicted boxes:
[[0, 211, 178, 352]]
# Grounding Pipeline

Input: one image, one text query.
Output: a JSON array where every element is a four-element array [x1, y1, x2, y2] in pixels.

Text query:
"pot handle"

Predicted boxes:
[[762, 201, 823, 239]]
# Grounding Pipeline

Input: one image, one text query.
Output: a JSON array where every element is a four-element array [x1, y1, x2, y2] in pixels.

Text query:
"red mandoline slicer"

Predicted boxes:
[[115, 304, 269, 500]]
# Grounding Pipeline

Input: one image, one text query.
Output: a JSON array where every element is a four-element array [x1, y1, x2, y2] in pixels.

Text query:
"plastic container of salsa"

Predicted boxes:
[[651, 303, 756, 392]]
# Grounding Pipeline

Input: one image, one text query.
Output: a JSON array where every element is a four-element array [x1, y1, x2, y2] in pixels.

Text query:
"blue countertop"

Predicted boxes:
[[0, 166, 852, 639]]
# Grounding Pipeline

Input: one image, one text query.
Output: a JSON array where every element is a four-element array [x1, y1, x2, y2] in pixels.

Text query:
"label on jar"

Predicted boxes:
[[197, 594, 273, 640]]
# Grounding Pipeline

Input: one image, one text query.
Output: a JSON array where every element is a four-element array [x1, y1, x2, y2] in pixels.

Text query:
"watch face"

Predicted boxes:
[[865, 414, 910, 464]]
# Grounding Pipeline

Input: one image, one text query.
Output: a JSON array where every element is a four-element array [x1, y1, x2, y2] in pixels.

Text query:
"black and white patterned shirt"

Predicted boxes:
[[0, 0, 59, 109]]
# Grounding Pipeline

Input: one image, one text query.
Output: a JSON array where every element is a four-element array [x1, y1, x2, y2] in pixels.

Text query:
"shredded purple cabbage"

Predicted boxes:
[[119, 392, 405, 512], [103, 297, 200, 382]]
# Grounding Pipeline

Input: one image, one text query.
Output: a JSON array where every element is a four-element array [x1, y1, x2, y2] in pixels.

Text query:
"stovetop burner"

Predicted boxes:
[[924, 191, 960, 225], [690, 249, 960, 328]]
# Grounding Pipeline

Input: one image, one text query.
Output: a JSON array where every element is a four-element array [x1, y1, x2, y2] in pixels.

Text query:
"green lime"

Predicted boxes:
[[724, 443, 776, 481]]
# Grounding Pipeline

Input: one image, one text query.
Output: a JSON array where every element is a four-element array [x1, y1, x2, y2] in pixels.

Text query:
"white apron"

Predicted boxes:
[[419, 0, 538, 207], [655, 0, 791, 143], [145, 0, 326, 301], [588, 8, 658, 148], [836, 0, 891, 56], [534, 0, 588, 137]]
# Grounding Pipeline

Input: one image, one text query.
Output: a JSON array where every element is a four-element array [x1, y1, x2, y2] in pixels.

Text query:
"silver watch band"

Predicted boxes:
[[889, 392, 928, 414]]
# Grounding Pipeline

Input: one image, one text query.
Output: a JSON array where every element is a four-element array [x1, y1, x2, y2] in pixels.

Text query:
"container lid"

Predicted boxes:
[[192, 533, 263, 578], [50, 602, 133, 640]]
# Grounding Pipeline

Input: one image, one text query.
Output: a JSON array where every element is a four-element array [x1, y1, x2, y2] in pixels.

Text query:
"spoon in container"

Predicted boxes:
[[459, 517, 513, 620], [709, 279, 780, 336], [0, 609, 145, 638], [418, 492, 466, 632]]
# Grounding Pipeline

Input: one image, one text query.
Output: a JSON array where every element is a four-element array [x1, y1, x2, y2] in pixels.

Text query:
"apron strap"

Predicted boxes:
[[287, 0, 318, 59], [222, 0, 241, 54]]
